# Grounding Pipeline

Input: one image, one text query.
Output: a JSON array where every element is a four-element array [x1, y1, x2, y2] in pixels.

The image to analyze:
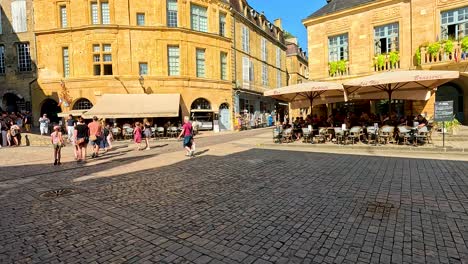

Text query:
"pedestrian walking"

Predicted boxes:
[[88, 116, 102, 158], [66, 114, 76, 142], [24, 111, 32, 132], [133, 122, 142, 150], [39, 114, 50, 135], [99, 120, 110, 153], [9, 121, 20, 146], [0, 112, 10, 147], [105, 124, 113, 150], [74, 117, 89, 162], [50, 125, 64, 165], [177, 116, 194, 157], [143, 118, 151, 150]]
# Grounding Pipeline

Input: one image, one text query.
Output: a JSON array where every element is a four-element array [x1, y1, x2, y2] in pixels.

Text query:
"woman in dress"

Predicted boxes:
[[74, 116, 89, 162], [99, 120, 109, 153], [50, 126, 64, 165], [133, 122, 142, 150], [143, 118, 151, 150]]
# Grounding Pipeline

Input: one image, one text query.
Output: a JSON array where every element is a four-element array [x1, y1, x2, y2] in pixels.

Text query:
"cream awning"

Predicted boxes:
[[82, 94, 180, 118], [57, 110, 88, 118], [344, 70, 460, 101], [264, 81, 347, 109]]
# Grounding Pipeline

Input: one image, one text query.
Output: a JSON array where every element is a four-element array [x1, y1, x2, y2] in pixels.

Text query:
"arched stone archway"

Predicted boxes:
[[436, 83, 464, 122], [40, 99, 62, 123]]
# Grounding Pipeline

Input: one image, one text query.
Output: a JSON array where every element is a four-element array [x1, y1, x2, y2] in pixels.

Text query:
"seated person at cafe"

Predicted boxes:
[[293, 118, 302, 141], [415, 114, 428, 128]]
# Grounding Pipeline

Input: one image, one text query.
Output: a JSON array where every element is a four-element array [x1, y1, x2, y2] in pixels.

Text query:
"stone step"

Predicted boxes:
[[21, 133, 52, 146]]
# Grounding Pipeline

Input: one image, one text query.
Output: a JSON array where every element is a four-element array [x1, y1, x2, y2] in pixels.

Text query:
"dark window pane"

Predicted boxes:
[[103, 64, 113, 75], [94, 65, 101, 75]]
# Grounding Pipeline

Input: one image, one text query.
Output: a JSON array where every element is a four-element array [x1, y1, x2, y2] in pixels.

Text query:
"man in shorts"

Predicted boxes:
[[88, 116, 102, 158]]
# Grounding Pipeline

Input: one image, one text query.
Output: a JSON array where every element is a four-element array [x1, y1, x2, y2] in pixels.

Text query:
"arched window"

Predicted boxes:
[[220, 103, 229, 110], [73, 98, 93, 110], [191, 98, 211, 110]]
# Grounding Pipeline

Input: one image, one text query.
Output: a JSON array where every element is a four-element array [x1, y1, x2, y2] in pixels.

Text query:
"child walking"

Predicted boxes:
[[51, 126, 64, 165], [133, 122, 142, 150]]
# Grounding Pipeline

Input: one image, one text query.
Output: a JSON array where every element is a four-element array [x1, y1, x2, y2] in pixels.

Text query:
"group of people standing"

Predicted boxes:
[[0, 111, 31, 147]]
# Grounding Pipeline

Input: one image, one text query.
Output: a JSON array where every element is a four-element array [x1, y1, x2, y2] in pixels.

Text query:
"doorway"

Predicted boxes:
[[40, 99, 62, 123]]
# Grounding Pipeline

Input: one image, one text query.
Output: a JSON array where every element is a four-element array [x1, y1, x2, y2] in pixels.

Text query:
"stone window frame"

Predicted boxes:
[[63, 47, 70, 78], [373, 23, 399, 55], [92, 43, 112, 76], [90, 0, 110, 25], [167, 45, 180, 76], [58, 3, 68, 28], [262, 63, 268, 86], [17, 42, 32, 72], [219, 12, 226, 37], [196, 48, 206, 78], [191, 4, 208, 33], [441, 6, 468, 40], [328, 33, 349, 62], [167, 0, 178, 27], [241, 26, 250, 53], [73, 98, 93, 110], [220, 51, 228, 80], [136, 13, 145, 26]]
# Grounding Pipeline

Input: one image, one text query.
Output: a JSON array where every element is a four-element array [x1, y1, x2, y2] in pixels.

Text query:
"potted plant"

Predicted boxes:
[[427, 42, 441, 61], [443, 39, 454, 60], [329, 61, 338, 77], [461, 36, 468, 60], [388, 51, 399, 69], [375, 54, 386, 71], [337, 60, 347, 75]]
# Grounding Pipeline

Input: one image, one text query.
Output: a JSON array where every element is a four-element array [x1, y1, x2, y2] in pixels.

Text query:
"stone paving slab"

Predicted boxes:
[[1, 130, 468, 263]]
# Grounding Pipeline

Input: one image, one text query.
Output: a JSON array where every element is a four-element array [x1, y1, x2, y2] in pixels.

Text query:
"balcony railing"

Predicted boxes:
[[328, 60, 350, 77], [373, 53, 400, 72], [420, 41, 468, 65]]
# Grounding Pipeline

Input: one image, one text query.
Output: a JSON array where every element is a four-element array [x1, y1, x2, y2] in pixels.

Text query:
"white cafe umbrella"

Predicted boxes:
[[343, 70, 459, 113], [264, 81, 347, 113]]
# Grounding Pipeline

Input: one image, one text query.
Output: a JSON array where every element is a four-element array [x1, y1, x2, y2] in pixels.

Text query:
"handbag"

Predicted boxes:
[[76, 138, 85, 144], [89, 135, 97, 141]]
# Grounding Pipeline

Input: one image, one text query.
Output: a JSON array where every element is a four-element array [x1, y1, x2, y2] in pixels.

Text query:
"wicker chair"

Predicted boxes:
[[414, 126, 429, 146], [282, 128, 293, 143], [379, 126, 395, 144], [347, 126, 362, 145], [396, 126, 411, 145]]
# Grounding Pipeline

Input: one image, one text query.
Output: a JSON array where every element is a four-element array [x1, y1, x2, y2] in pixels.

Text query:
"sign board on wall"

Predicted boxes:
[[434, 101, 454, 122]]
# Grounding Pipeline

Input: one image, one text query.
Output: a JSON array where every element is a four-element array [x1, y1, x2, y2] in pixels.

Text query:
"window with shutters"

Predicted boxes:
[[168, 46, 180, 76], [196, 48, 205, 77], [0, 8, 2, 34], [167, 0, 178, 27], [219, 12, 226, 36], [441, 6, 468, 40], [11, 0, 27, 33], [191, 5, 208, 32], [59, 5, 68, 28], [262, 63, 268, 86], [0, 45, 5, 74], [277, 70, 282, 88], [92, 44, 112, 76], [242, 56, 249, 83], [329, 33, 349, 61], [63, 47, 70, 77], [276, 47, 281, 67], [374, 23, 398, 55], [136, 13, 145, 26], [261, 38, 267, 61], [220, 52, 227, 80], [17, 43, 32, 72], [90, 1, 110, 25], [242, 26, 250, 53]]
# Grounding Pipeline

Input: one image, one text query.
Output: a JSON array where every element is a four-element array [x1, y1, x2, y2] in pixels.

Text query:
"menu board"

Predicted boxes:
[[434, 101, 454, 122]]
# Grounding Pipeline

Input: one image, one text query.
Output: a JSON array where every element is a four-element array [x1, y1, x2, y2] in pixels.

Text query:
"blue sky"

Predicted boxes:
[[247, 0, 328, 53]]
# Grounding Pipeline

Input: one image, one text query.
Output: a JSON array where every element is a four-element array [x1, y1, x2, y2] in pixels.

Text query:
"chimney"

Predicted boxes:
[[274, 18, 282, 30]]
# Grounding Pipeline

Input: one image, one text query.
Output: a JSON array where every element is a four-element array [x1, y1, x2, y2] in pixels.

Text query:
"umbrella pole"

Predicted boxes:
[[309, 97, 314, 116], [388, 90, 392, 115]]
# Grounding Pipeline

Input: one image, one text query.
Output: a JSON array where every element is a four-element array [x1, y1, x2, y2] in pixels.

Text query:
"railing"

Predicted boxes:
[[328, 60, 350, 77], [373, 53, 400, 72], [420, 42, 467, 65]]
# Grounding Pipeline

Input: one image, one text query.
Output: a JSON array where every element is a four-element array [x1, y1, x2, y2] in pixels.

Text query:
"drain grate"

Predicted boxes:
[[40, 188, 76, 198], [365, 201, 398, 217]]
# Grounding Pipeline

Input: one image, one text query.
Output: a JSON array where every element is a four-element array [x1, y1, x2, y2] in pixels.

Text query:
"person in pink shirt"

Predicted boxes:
[[177, 116, 194, 157], [50, 126, 64, 165], [133, 122, 143, 151], [88, 116, 102, 158]]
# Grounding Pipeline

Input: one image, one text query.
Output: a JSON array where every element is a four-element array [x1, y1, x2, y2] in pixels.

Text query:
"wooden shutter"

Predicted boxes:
[[11, 0, 27, 33]]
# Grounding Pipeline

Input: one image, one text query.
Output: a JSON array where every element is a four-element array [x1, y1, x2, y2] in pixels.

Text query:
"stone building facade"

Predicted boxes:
[[285, 37, 309, 118], [303, 0, 468, 123], [31, 0, 287, 129], [0, 0, 36, 114]]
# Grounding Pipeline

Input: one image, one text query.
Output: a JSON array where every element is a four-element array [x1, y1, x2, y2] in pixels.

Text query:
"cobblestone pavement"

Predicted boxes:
[[1, 129, 468, 263]]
